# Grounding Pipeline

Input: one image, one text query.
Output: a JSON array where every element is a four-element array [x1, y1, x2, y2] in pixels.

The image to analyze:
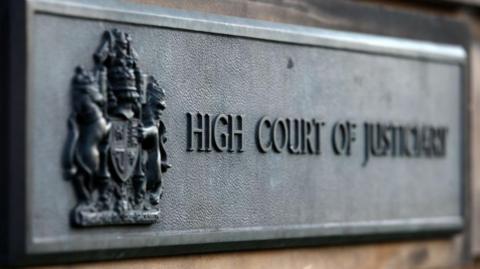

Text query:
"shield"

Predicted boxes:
[[109, 118, 140, 182]]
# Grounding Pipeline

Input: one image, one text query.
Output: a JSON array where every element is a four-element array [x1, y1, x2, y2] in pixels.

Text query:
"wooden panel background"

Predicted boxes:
[[31, 239, 462, 269]]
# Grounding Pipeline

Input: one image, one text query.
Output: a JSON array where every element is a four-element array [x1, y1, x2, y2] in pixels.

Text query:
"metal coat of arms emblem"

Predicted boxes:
[[63, 29, 171, 226]]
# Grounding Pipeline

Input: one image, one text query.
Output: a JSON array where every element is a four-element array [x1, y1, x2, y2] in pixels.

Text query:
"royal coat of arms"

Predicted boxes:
[[63, 29, 171, 226]]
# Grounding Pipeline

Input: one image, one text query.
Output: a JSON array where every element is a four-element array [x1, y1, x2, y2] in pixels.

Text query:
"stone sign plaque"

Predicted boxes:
[[1, 0, 467, 265]]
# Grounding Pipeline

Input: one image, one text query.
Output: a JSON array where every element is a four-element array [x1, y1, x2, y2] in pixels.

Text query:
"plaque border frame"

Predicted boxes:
[[1, 0, 470, 265]]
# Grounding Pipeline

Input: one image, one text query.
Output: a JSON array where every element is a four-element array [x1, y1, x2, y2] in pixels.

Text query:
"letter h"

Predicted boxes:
[[187, 112, 209, 152], [228, 114, 245, 152]]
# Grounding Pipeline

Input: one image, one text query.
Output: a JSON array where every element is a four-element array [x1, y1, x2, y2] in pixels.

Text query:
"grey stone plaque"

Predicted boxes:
[[1, 0, 468, 265]]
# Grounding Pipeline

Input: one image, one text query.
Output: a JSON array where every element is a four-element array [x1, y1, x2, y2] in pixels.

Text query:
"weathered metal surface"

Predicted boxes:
[[2, 0, 469, 264]]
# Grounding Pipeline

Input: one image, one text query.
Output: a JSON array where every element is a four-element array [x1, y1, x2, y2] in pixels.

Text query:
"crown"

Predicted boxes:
[[109, 64, 136, 91], [108, 64, 139, 100], [111, 29, 131, 48]]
